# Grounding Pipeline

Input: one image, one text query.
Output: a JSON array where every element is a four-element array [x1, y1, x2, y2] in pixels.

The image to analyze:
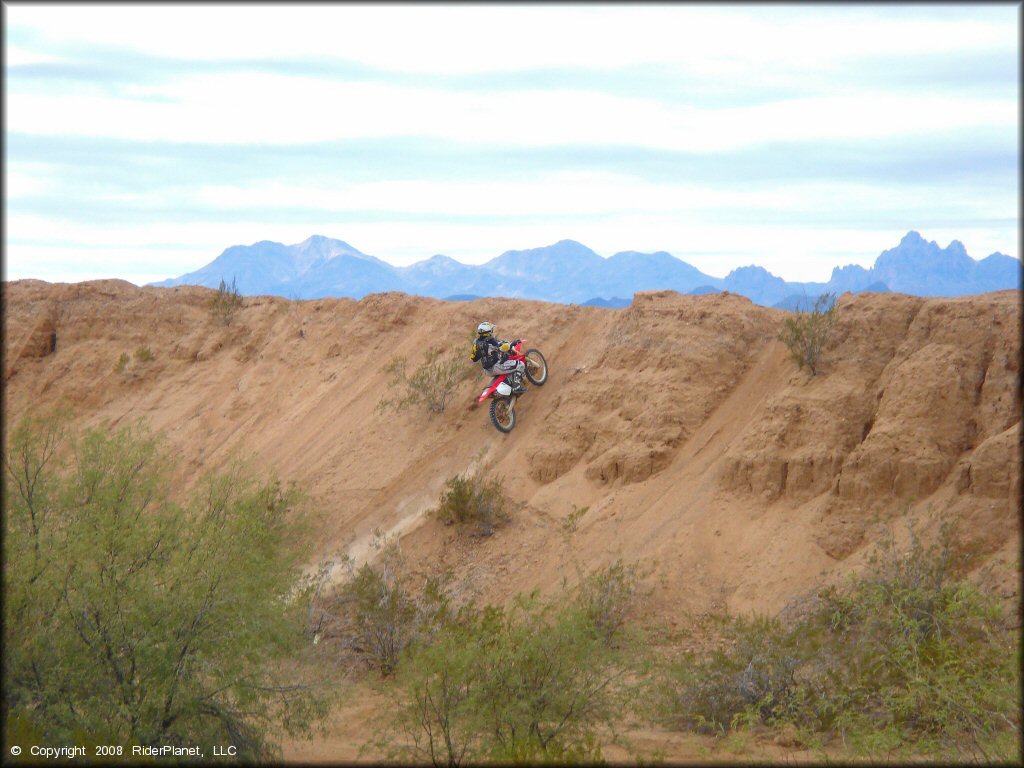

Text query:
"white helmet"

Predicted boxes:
[[477, 321, 495, 337]]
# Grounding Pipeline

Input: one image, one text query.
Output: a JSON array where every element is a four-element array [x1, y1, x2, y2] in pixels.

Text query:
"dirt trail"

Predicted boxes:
[[673, 339, 792, 477]]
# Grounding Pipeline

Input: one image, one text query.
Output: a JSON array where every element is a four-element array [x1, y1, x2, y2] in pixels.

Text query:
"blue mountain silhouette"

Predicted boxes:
[[149, 231, 1020, 308]]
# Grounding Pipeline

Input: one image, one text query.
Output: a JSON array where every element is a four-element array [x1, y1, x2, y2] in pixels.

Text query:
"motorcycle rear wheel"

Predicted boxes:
[[524, 349, 548, 386], [490, 397, 516, 433]]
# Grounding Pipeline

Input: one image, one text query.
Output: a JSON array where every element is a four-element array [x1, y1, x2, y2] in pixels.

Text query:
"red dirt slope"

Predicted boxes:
[[7, 279, 1019, 762], [5, 281, 1019, 624]]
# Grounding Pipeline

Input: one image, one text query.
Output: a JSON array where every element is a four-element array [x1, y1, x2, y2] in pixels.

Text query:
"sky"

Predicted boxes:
[[4, 3, 1020, 286]]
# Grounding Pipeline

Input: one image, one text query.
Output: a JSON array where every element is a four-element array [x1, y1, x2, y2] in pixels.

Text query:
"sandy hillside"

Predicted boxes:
[[4, 279, 1021, 758]]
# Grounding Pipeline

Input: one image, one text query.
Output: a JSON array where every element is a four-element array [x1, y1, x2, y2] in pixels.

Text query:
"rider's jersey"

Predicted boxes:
[[471, 336, 515, 370]]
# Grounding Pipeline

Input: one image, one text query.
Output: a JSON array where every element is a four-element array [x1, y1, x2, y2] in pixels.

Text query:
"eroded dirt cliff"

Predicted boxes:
[[4, 280, 1020, 623]]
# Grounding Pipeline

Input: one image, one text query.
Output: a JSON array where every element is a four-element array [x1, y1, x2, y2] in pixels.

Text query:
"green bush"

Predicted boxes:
[[561, 504, 588, 536], [376, 349, 470, 415], [433, 472, 509, 536], [210, 276, 243, 325], [322, 538, 450, 677], [3, 411, 328, 760], [113, 351, 131, 373], [811, 526, 1020, 758], [134, 345, 154, 363], [778, 292, 836, 376], [663, 523, 1020, 759], [383, 592, 635, 765], [576, 559, 643, 644], [667, 614, 805, 734]]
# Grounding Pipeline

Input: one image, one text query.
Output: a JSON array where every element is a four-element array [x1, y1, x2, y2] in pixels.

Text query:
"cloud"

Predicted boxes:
[[8, 124, 1014, 199], [3, 3, 1018, 286], [7, 4, 1015, 73], [11, 44, 1015, 115], [7, 69, 1015, 151], [3, 242, 206, 287]]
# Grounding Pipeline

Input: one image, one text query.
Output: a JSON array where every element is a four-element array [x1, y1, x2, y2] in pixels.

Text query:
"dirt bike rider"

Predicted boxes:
[[470, 321, 527, 394]]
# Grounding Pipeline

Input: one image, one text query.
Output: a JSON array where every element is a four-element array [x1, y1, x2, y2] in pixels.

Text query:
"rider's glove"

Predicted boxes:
[[499, 342, 511, 353]]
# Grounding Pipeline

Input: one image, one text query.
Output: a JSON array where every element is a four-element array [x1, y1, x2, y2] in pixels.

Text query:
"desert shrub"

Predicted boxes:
[[316, 537, 450, 677], [113, 348, 154, 375], [576, 559, 643, 644], [668, 614, 806, 734], [808, 526, 1020, 758], [3, 411, 328, 760], [210, 276, 243, 325], [662, 523, 1020, 759], [381, 606, 484, 766], [383, 592, 635, 766], [561, 504, 588, 535], [778, 292, 836, 376], [376, 348, 470, 415], [433, 471, 509, 536]]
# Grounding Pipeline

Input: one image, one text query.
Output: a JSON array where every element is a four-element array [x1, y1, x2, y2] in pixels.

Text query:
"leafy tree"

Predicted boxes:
[[3, 412, 329, 760], [382, 606, 487, 767]]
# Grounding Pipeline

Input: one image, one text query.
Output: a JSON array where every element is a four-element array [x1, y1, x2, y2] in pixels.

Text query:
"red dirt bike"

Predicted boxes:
[[475, 341, 548, 433]]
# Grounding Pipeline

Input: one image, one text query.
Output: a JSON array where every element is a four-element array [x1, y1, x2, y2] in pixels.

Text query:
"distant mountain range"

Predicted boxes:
[[150, 231, 1021, 309]]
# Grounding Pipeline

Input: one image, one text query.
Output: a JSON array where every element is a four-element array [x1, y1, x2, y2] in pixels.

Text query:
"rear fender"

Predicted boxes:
[[477, 374, 506, 403]]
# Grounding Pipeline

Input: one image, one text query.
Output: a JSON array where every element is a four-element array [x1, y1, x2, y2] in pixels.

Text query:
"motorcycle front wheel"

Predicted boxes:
[[524, 349, 548, 386], [490, 397, 516, 433]]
